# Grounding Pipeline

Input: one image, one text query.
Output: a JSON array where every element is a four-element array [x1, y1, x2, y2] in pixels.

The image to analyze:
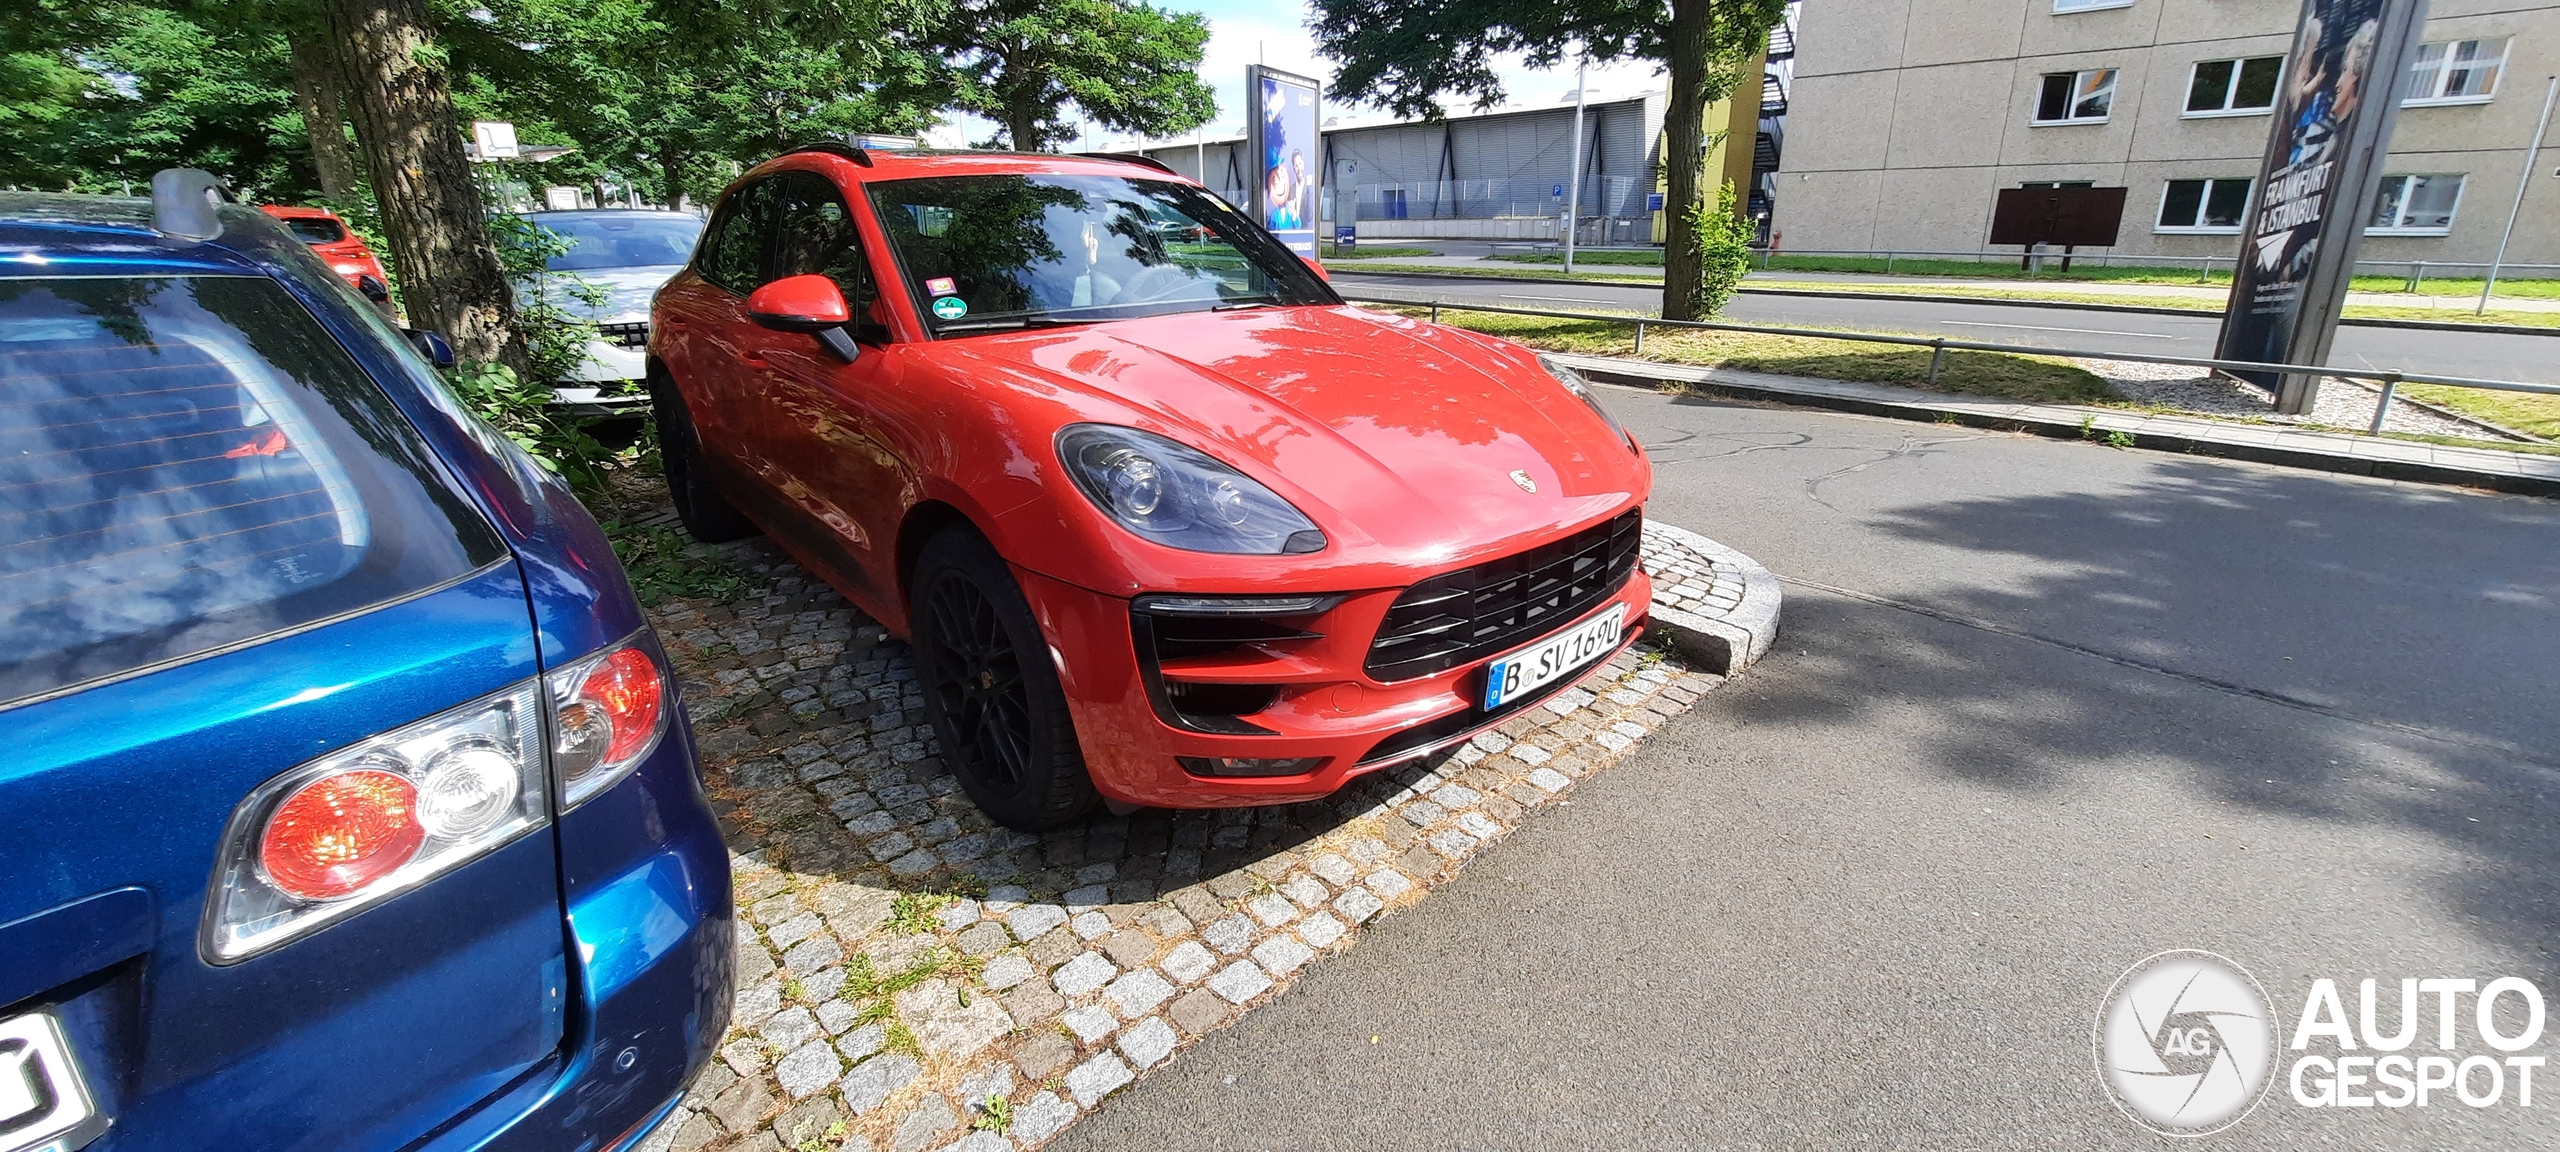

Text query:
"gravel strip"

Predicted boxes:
[[2075, 358, 2526, 441]]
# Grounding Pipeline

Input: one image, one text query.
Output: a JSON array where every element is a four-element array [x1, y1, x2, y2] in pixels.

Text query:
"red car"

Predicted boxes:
[[260, 204, 390, 296], [649, 146, 1652, 830]]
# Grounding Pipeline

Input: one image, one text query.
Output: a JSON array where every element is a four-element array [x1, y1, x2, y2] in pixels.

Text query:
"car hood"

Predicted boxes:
[[948, 305, 1646, 558], [516, 265, 684, 324]]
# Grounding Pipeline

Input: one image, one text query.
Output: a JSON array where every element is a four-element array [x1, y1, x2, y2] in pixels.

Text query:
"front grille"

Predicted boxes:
[[1364, 509, 1642, 682], [1356, 619, 1629, 766], [596, 321, 648, 349]]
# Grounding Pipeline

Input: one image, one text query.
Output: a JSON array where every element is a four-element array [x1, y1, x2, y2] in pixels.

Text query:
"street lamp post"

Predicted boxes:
[[1564, 58, 1586, 275], [2478, 75, 2558, 316]]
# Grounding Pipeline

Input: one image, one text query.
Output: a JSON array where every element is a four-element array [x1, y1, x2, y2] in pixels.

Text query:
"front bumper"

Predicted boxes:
[[1015, 562, 1652, 808]]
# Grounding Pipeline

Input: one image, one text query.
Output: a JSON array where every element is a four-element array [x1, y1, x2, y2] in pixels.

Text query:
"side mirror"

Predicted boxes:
[[403, 328, 454, 369], [747, 274, 852, 333], [356, 274, 391, 303], [1298, 253, 1329, 281]]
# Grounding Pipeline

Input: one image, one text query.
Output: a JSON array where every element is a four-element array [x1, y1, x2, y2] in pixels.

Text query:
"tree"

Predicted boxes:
[[287, 32, 357, 197], [1309, 0, 1786, 320], [1, 0, 309, 196], [931, 0, 1215, 152], [450, 0, 945, 209], [318, 0, 523, 370]]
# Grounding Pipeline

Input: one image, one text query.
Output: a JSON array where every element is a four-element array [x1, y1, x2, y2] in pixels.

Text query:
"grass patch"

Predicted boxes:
[[1331, 260, 1665, 284], [1403, 305, 2115, 404], [2395, 384, 2560, 440], [1752, 253, 2560, 299], [1746, 279, 2560, 330], [1490, 249, 1666, 267], [1321, 244, 1440, 259], [887, 890, 955, 935], [600, 519, 753, 606]]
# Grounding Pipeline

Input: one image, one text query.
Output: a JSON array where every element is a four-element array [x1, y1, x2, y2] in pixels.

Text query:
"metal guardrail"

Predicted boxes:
[[1755, 247, 2560, 290], [1339, 291, 2559, 439]]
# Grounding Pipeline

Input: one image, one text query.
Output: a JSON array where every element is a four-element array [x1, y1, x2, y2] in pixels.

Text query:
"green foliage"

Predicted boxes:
[[444, 359, 612, 485], [933, 0, 1215, 150], [972, 1095, 1013, 1133], [1687, 182, 1754, 317], [603, 520, 753, 606], [1309, 0, 1786, 120], [1, 0, 306, 195], [888, 890, 954, 936], [488, 213, 606, 388]]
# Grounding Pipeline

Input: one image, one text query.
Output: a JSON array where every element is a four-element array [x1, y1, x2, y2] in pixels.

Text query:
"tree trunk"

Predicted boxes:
[[288, 36, 358, 199], [1660, 0, 1713, 321], [659, 148, 686, 211], [1005, 104, 1043, 152], [319, 0, 524, 372]]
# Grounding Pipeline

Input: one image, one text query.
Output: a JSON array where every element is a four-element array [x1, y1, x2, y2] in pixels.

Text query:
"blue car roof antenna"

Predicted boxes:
[[151, 168, 229, 241]]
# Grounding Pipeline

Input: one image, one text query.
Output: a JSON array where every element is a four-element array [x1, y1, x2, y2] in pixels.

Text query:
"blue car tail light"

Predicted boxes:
[[548, 638, 670, 810], [200, 681, 549, 963], [200, 633, 670, 963]]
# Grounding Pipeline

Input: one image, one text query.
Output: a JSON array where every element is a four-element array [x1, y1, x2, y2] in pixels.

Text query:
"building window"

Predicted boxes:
[[2034, 70, 2117, 124], [2368, 174, 2464, 234], [2156, 178, 2253, 232], [2185, 56, 2284, 115], [2052, 0, 2133, 12], [2405, 39, 2505, 104]]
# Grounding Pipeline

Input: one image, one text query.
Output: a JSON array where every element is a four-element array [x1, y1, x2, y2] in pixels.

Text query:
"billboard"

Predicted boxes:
[[2214, 0, 2430, 412], [1248, 65, 1321, 257], [1987, 186, 2128, 248]]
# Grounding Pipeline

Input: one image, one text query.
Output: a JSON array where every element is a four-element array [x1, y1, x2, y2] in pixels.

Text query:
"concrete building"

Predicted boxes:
[[1778, 0, 2560, 267]]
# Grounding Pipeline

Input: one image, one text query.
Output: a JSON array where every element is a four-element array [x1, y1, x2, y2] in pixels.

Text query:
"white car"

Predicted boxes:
[[517, 209, 703, 419]]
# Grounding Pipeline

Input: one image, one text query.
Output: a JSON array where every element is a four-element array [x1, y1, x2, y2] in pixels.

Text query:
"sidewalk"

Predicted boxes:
[[1549, 352, 2560, 498]]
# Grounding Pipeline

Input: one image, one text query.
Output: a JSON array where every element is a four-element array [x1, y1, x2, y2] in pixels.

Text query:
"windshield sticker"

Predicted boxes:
[[925, 276, 958, 296], [931, 296, 969, 320]]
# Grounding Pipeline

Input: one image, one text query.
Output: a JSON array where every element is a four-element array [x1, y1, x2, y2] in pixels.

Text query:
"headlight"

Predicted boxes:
[[1057, 424, 1327, 555], [1540, 355, 1628, 443]]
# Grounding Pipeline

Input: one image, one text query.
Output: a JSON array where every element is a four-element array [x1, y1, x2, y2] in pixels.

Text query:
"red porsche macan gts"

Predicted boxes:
[[649, 145, 1652, 830]]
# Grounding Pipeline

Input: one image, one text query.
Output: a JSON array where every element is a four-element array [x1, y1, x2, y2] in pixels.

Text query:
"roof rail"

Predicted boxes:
[[1069, 152, 1176, 175], [150, 168, 229, 241], [786, 141, 873, 167]]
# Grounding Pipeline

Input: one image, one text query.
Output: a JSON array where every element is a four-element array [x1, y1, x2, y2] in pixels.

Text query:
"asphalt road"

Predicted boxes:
[[1332, 270, 2560, 385], [1057, 390, 2560, 1149]]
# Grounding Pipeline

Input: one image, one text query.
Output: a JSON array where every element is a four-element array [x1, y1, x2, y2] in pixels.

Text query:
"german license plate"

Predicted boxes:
[[1481, 603, 1626, 710], [0, 1012, 104, 1152]]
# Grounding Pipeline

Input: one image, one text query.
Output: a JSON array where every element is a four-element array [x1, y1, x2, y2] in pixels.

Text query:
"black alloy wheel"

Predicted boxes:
[[909, 527, 1098, 831], [648, 365, 758, 543]]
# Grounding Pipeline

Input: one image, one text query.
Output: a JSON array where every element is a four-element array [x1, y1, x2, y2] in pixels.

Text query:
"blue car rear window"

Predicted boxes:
[[0, 275, 507, 707]]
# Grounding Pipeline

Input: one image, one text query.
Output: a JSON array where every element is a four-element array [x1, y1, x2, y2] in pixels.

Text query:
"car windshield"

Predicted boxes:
[[532, 212, 703, 271], [280, 216, 345, 244], [866, 173, 1334, 334], [0, 275, 506, 707]]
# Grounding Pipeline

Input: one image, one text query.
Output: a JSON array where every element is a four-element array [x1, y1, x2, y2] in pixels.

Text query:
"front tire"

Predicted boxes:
[[910, 527, 1098, 831], [649, 366, 758, 544]]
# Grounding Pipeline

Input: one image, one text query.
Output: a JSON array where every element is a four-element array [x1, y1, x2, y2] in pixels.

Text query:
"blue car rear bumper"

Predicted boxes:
[[425, 719, 734, 1152]]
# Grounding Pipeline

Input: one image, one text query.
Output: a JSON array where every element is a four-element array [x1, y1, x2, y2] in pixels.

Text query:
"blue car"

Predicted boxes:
[[0, 172, 731, 1152]]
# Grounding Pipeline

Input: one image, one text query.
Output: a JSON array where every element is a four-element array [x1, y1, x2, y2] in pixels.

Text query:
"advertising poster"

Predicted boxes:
[[1248, 66, 1321, 257], [2214, 0, 2428, 411]]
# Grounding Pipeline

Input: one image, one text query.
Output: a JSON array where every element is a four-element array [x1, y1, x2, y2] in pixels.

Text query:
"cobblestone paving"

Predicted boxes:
[[634, 516, 1735, 1152]]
